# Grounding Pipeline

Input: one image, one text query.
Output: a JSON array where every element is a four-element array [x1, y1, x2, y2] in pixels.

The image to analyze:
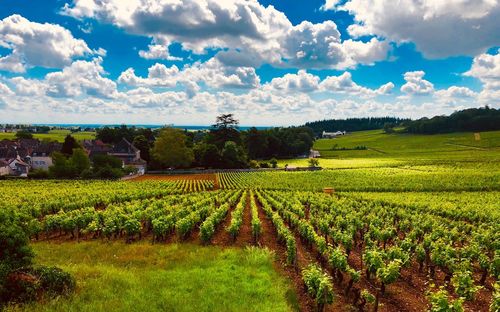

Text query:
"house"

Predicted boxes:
[[0, 160, 10, 176], [8, 157, 30, 177], [109, 138, 147, 173], [310, 150, 321, 158], [31, 142, 61, 170], [82, 139, 112, 158], [322, 131, 346, 138]]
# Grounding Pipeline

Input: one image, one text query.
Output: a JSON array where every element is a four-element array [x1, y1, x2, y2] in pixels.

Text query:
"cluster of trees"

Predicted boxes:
[[30, 135, 133, 180], [305, 117, 410, 136], [150, 114, 314, 169], [405, 106, 500, 134]]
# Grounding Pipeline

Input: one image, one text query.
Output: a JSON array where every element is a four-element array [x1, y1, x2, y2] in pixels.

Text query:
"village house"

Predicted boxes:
[[109, 138, 147, 174], [322, 130, 346, 138], [30, 142, 62, 171]]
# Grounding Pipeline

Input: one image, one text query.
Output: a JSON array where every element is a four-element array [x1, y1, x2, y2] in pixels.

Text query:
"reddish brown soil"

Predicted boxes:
[[36, 193, 493, 312], [129, 173, 216, 183]]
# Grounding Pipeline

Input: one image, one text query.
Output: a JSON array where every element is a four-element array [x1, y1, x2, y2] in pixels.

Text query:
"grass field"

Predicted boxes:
[[0, 130, 95, 142], [6, 242, 298, 312]]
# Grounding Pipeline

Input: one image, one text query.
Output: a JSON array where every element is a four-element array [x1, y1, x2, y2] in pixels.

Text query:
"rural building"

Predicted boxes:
[[31, 142, 61, 170], [322, 131, 346, 138], [310, 150, 321, 158], [0, 160, 10, 176], [82, 139, 112, 158], [109, 138, 147, 173]]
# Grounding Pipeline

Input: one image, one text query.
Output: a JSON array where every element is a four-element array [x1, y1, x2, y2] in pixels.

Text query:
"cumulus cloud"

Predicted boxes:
[[331, 0, 500, 58], [400, 71, 434, 96], [319, 72, 394, 97], [61, 0, 389, 69], [118, 58, 260, 93], [0, 14, 94, 72], [45, 57, 117, 99], [138, 44, 182, 61], [464, 49, 500, 104]]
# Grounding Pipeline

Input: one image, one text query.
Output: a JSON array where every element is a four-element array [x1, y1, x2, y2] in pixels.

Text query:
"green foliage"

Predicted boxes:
[[221, 141, 248, 169], [92, 154, 122, 169], [308, 158, 319, 167], [451, 270, 483, 301], [302, 264, 335, 311], [491, 282, 500, 312], [15, 130, 33, 139], [152, 128, 194, 168], [60, 135, 80, 156], [427, 286, 464, 312]]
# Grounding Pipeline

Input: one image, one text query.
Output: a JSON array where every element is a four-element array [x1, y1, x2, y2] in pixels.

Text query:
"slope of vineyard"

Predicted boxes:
[[3, 172, 499, 311]]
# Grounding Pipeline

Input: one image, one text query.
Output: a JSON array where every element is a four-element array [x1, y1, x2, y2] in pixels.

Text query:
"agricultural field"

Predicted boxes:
[[0, 130, 96, 142], [2, 167, 499, 311]]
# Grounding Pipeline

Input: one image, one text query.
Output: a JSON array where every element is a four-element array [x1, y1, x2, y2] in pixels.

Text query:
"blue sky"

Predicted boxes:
[[0, 0, 498, 125]]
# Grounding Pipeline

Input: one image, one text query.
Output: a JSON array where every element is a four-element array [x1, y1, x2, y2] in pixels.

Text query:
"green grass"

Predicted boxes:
[[0, 130, 95, 142], [6, 242, 298, 312], [313, 129, 500, 159]]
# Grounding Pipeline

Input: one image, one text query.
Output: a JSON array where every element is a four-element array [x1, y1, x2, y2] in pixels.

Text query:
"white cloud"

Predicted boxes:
[[267, 70, 320, 93], [333, 0, 500, 58], [10, 77, 46, 96], [45, 57, 117, 99], [464, 49, 500, 104], [62, 0, 389, 69], [138, 44, 182, 61], [0, 14, 94, 72], [400, 71, 434, 95], [118, 58, 260, 92], [319, 72, 394, 97], [320, 0, 342, 11]]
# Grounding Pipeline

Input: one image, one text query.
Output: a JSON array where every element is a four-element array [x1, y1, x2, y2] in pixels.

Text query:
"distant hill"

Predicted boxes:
[[304, 117, 409, 136], [405, 106, 500, 134]]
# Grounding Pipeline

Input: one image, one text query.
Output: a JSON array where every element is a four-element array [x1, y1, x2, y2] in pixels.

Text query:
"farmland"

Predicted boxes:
[[1, 130, 499, 312], [0, 130, 96, 142]]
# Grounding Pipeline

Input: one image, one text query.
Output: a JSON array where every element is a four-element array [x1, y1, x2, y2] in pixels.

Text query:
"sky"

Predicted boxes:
[[0, 0, 499, 126]]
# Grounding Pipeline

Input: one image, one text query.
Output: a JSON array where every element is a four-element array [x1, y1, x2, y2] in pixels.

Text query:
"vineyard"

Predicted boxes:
[[2, 173, 499, 312]]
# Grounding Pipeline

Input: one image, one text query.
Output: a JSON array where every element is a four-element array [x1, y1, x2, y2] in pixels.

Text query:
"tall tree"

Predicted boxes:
[[69, 148, 91, 174], [209, 114, 241, 148], [132, 135, 151, 162], [151, 128, 193, 168], [61, 135, 80, 156]]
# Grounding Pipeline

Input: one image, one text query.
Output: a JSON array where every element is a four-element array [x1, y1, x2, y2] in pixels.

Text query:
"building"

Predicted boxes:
[[0, 160, 10, 176], [31, 142, 62, 170], [82, 139, 112, 158], [109, 138, 147, 173], [322, 131, 346, 138]]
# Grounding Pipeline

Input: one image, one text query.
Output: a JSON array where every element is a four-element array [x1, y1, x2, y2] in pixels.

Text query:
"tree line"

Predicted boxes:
[[146, 114, 314, 169], [404, 106, 500, 134], [304, 117, 410, 136]]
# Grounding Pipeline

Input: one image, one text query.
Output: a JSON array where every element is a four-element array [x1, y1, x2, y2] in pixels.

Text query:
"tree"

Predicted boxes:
[[132, 135, 151, 162], [15, 130, 33, 140], [69, 149, 90, 174], [151, 128, 194, 168], [308, 158, 319, 167], [209, 114, 241, 148], [61, 135, 80, 156], [221, 141, 247, 168], [193, 143, 220, 168], [93, 154, 122, 170]]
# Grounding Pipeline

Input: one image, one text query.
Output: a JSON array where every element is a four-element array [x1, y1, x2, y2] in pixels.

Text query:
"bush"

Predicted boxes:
[[269, 158, 278, 168], [259, 162, 270, 168], [28, 169, 50, 179], [94, 165, 124, 180], [31, 266, 75, 296], [249, 160, 259, 169]]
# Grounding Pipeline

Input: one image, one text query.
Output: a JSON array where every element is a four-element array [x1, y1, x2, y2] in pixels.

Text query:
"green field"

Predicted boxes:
[[6, 242, 297, 312], [0, 130, 95, 142], [2, 129, 499, 312]]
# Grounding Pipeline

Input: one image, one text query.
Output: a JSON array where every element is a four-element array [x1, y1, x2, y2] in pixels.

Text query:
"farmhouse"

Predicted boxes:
[[109, 138, 147, 173], [322, 131, 346, 138], [31, 142, 62, 170]]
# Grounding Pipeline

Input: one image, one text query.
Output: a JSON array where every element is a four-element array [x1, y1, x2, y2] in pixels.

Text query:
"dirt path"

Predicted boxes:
[[211, 205, 235, 246], [234, 193, 253, 247], [255, 196, 316, 312]]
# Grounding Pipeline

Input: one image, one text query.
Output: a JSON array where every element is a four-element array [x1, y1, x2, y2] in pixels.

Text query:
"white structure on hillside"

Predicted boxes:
[[322, 131, 346, 138]]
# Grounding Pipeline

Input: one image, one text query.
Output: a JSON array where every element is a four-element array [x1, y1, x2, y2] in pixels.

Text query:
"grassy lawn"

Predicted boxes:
[[6, 242, 298, 312], [0, 130, 95, 142]]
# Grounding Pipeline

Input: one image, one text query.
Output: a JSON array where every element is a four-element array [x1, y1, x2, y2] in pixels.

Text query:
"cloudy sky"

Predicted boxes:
[[0, 0, 499, 126]]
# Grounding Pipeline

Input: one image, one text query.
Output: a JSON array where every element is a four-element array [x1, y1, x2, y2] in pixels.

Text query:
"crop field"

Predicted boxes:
[[0, 130, 96, 142], [2, 167, 499, 312]]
